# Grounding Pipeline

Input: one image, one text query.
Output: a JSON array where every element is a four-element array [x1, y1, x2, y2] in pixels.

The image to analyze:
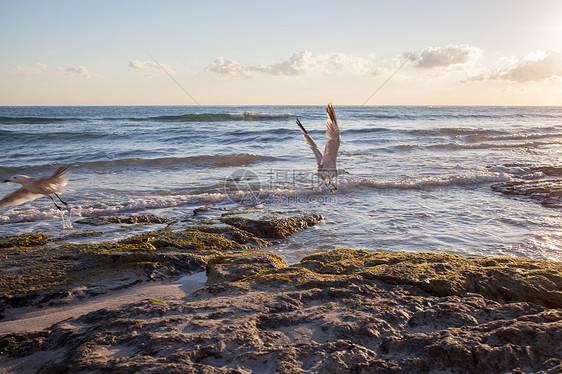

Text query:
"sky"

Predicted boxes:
[[1, 0, 561, 106]]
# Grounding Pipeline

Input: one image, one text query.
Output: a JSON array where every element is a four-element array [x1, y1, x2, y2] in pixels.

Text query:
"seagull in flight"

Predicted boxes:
[[296, 103, 349, 192], [1, 165, 71, 210]]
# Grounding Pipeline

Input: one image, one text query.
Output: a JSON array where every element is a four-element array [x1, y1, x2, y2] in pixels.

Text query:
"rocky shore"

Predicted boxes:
[[0, 210, 561, 373]]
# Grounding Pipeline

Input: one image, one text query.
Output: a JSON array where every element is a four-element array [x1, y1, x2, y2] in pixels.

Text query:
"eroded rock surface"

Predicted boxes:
[[491, 165, 562, 209], [0, 212, 319, 316], [1, 253, 561, 373], [220, 212, 324, 239], [1, 216, 561, 373], [75, 214, 172, 226]]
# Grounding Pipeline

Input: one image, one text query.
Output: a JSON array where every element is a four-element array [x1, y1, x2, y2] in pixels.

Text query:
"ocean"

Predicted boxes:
[[1, 105, 561, 263]]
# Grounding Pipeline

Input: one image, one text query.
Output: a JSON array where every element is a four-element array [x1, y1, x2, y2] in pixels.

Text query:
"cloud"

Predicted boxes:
[[409, 44, 483, 69], [11, 62, 48, 75], [60, 66, 96, 79], [129, 59, 174, 76], [469, 50, 562, 82], [205, 57, 256, 78], [205, 51, 384, 78], [250, 51, 321, 76], [328, 53, 385, 76]]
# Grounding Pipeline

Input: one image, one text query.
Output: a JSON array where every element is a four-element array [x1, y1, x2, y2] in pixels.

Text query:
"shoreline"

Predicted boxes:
[[1, 210, 561, 373], [0, 271, 207, 335]]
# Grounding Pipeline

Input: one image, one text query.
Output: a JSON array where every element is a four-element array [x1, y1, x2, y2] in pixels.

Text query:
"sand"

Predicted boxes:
[[0, 272, 207, 335]]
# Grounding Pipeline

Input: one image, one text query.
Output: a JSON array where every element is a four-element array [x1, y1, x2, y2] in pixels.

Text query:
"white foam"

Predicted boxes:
[[336, 172, 512, 191]]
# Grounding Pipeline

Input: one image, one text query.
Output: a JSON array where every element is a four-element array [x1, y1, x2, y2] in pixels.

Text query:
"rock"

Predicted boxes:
[[492, 177, 562, 208], [220, 213, 324, 239], [285, 249, 562, 307], [2, 275, 560, 373], [0, 233, 51, 248], [75, 215, 172, 226], [193, 206, 210, 215], [206, 252, 287, 285], [188, 225, 270, 248], [120, 228, 246, 253], [6, 212, 562, 373]]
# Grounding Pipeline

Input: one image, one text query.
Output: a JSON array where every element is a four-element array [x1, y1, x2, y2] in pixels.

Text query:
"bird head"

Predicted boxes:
[[4, 175, 27, 184], [337, 169, 350, 176]]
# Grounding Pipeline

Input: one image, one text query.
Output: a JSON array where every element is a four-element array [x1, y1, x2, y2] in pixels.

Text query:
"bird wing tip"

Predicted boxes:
[[326, 104, 337, 124], [296, 118, 308, 134]]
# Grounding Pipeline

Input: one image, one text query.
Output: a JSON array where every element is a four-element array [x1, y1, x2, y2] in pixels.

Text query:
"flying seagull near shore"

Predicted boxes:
[[1, 165, 71, 210], [296, 103, 349, 192]]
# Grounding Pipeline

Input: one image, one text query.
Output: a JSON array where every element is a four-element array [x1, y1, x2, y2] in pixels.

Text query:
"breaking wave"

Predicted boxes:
[[138, 112, 294, 122]]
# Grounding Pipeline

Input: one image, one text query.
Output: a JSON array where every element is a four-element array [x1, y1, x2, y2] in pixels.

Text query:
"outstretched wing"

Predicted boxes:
[[0, 188, 41, 208], [296, 118, 323, 167], [321, 103, 341, 170], [35, 165, 71, 193]]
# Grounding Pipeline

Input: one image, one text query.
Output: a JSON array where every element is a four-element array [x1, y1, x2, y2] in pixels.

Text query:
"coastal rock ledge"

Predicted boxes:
[[0, 216, 561, 373]]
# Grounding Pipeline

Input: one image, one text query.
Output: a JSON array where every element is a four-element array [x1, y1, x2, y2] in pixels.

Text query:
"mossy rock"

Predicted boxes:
[[75, 215, 172, 226], [206, 252, 288, 285], [0, 244, 80, 298], [120, 228, 245, 253], [0, 238, 205, 302], [0, 233, 51, 248], [219, 213, 324, 239], [285, 249, 562, 308], [184, 224, 270, 248]]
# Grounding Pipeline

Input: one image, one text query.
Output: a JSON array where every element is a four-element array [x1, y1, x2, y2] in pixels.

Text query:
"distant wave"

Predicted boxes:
[[409, 127, 562, 141], [343, 127, 390, 134], [0, 153, 277, 177], [75, 153, 278, 170], [131, 112, 294, 123], [410, 127, 507, 137], [428, 140, 558, 151], [464, 132, 562, 143], [0, 112, 294, 125], [0, 129, 114, 142], [0, 116, 83, 124]]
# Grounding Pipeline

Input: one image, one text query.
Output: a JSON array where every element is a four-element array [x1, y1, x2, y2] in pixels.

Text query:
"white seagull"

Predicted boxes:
[[1, 165, 71, 210], [296, 103, 349, 192]]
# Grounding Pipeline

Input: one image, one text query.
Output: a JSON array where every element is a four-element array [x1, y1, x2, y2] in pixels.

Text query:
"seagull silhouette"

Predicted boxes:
[[296, 103, 349, 192], [1, 165, 71, 210]]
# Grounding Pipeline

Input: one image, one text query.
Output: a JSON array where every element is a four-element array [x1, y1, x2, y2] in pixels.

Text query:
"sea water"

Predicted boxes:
[[0, 105, 561, 262]]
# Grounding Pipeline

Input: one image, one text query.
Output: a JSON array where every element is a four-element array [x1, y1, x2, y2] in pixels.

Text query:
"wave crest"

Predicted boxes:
[[141, 112, 294, 122]]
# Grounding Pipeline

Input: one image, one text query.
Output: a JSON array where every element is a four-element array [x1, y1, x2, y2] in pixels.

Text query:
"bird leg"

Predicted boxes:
[[324, 178, 339, 192], [324, 180, 337, 193], [54, 193, 68, 205], [48, 195, 63, 210]]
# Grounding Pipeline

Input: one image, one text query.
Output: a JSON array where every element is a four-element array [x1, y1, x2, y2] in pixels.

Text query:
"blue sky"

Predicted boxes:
[[1, 0, 561, 105]]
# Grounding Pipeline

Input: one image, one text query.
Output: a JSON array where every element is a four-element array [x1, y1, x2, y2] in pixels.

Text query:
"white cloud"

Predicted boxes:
[[469, 50, 562, 82], [11, 62, 48, 75], [60, 66, 96, 79], [205, 51, 384, 79], [250, 51, 321, 76], [409, 44, 483, 69], [129, 59, 174, 76], [205, 57, 256, 78], [329, 53, 384, 76]]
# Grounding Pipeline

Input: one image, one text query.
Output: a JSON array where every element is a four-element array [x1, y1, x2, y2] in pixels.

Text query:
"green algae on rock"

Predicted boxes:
[[120, 228, 247, 254], [0, 240, 205, 305], [170, 221, 271, 248], [206, 251, 288, 285], [75, 214, 172, 226], [3, 263, 560, 374], [250, 248, 562, 308], [219, 213, 323, 239], [0, 233, 51, 249]]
